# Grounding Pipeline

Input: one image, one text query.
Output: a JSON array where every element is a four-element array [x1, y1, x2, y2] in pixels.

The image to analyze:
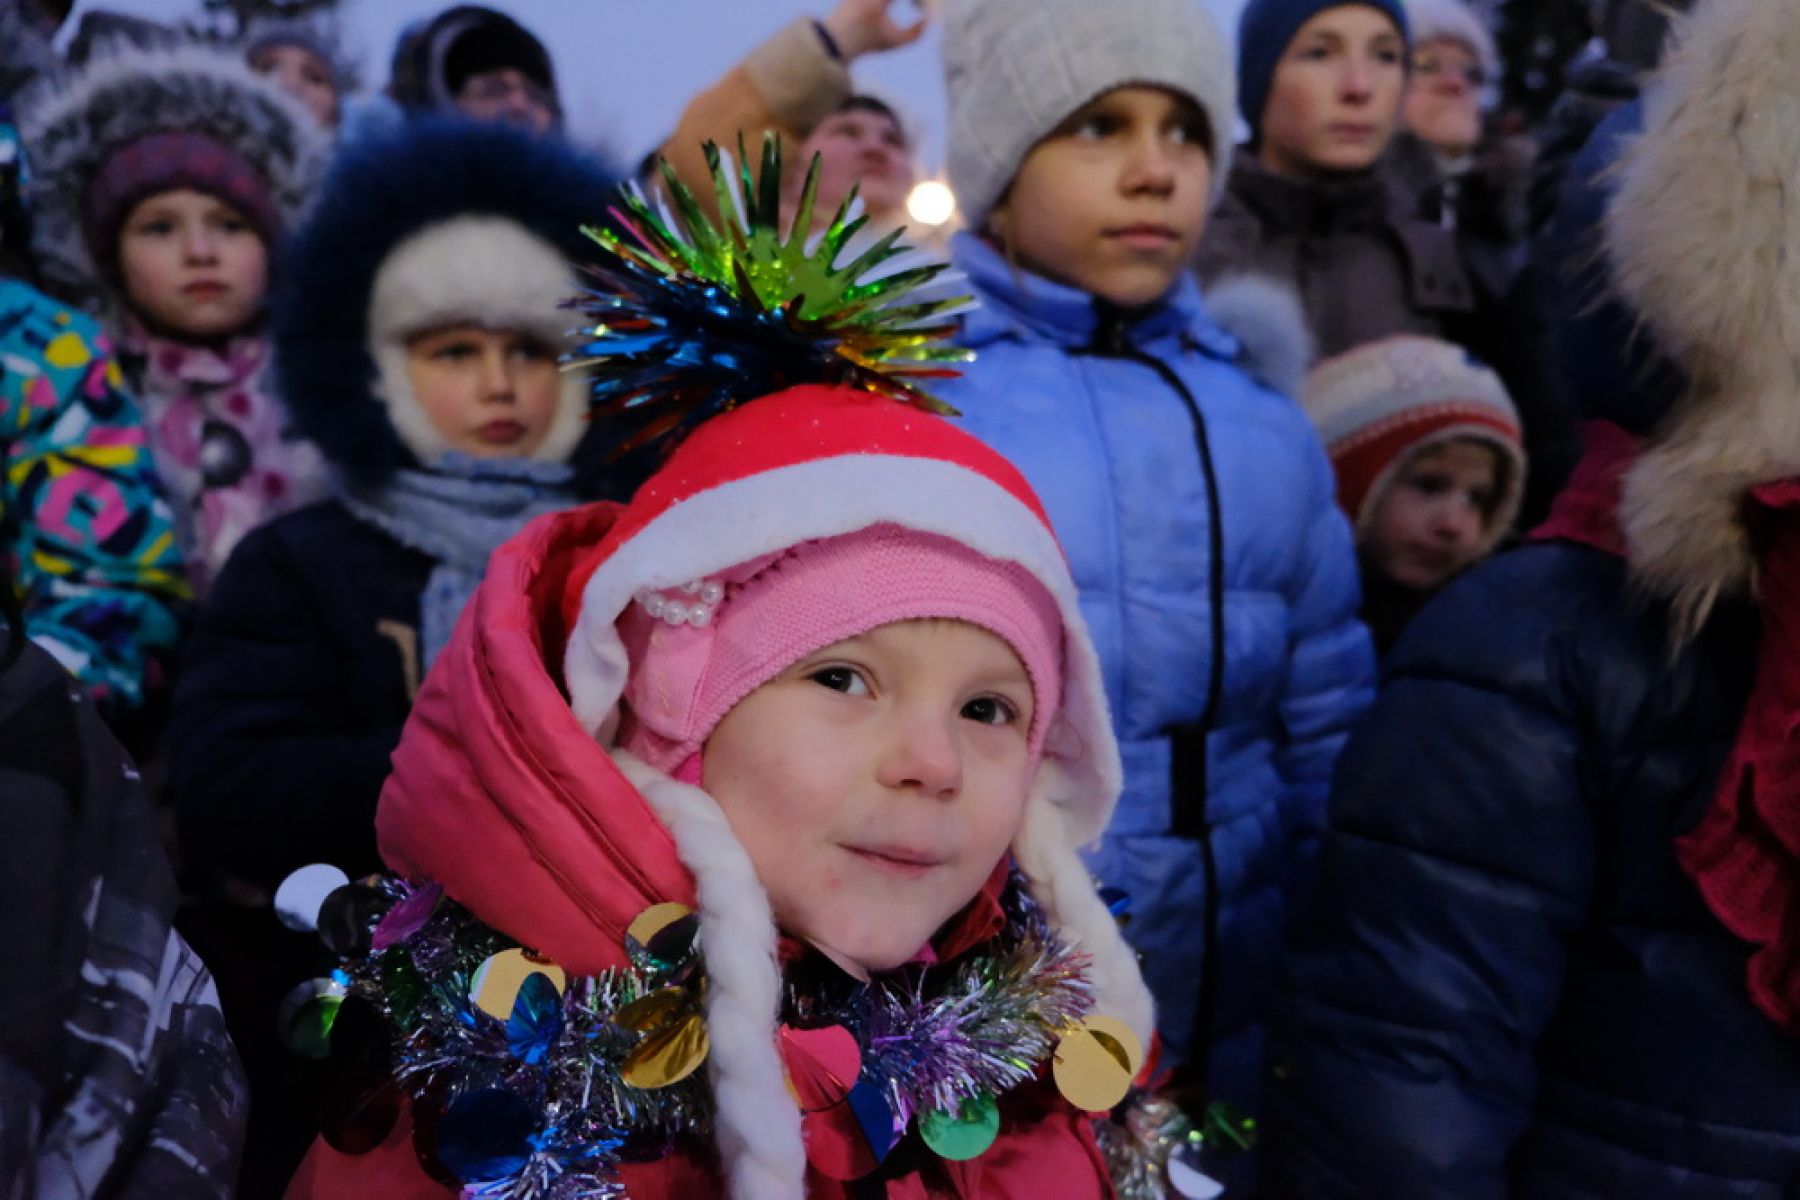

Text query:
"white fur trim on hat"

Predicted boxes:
[[1405, 0, 1500, 83], [20, 42, 324, 316], [368, 215, 587, 467], [941, 0, 1236, 226]]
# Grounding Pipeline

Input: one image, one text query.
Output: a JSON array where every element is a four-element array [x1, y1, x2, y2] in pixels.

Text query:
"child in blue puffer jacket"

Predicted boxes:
[[936, 0, 1376, 1169]]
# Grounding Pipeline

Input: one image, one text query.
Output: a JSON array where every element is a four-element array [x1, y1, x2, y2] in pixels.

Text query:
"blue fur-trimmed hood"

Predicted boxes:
[[272, 118, 620, 492]]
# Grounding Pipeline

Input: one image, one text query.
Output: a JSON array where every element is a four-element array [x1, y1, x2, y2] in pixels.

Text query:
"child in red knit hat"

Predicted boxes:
[[1301, 334, 1525, 649], [280, 150, 1209, 1200]]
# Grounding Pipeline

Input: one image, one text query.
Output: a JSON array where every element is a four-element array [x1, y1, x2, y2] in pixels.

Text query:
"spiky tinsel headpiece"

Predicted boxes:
[[567, 136, 971, 458]]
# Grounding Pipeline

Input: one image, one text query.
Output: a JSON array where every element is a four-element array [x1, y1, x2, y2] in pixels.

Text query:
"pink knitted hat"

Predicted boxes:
[[616, 522, 1066, 774]]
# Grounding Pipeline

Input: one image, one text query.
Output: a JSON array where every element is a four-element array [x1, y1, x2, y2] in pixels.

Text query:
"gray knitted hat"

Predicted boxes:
[[942, 0, 1236, 228]]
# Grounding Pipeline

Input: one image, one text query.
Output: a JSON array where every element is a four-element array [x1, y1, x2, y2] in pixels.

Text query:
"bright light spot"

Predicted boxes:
[[907, 180, 957, 227]]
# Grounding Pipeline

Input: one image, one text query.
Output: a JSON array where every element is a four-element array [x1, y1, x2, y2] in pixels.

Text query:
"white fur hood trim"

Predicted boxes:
[[368, 215, 588, 467], [1607, 0, 1800, 636]]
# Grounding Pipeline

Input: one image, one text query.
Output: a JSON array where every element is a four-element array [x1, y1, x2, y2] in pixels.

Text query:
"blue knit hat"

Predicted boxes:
[[1237, 0, 1411, 134]]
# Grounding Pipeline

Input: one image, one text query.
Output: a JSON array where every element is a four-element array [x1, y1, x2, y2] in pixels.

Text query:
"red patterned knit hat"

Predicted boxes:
[[1302, 334, 1526, 555]]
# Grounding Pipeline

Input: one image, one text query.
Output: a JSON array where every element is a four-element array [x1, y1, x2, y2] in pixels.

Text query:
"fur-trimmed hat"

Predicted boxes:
[[20, 42, 323, 313], [272, 118, 621, 489], [1607, 0, 1800, 635], [1302, 334, 1525, 554], [941, 0, 1236, 227]]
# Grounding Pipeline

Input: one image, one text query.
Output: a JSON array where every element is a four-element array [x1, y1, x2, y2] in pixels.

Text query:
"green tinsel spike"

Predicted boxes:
[[571, 131, 972, 455]]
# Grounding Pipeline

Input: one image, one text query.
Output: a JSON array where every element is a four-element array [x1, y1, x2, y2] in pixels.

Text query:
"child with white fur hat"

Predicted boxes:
[[934, 0, 1376, 1159], [171, 119, 618, 897], [166, 119, 622, 1193]]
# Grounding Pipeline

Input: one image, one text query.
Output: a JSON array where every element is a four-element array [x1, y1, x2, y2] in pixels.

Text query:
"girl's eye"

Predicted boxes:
[[433, 341, 481, 361], [1070, 113, 1122, 140], [1169, 118, 1209, 147], [213, 216, 249, 234], [808, 666, 870, 696], [511, 340, 554, 363], [1299, 43, 1334, 62], [1374, 46, 1405, 66], [135, 220, 175, 236], [961, 695, 1019, 727]]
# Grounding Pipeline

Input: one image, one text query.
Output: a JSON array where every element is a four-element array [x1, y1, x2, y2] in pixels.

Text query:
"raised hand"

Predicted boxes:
[[820, 0, 929, 61]]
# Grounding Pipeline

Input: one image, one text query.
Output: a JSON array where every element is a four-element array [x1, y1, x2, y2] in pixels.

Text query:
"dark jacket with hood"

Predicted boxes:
[[168, 120, 621, 893], [1261, 8, 1800, 1187], [384, 5, 561, 129]]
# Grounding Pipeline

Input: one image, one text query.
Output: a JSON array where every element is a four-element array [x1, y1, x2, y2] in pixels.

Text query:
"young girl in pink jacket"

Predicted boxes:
[[279, 152, 1218, 1198]]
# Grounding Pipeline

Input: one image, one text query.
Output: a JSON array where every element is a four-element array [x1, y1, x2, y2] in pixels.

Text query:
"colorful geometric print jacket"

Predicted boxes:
[[0, 279, 186, 710]]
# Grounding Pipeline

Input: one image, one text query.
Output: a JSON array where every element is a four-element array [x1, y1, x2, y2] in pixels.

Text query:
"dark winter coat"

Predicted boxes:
[[1198, 156, 1578, 527], [1258, 447, 1800, 1196], [1265, 0, 1800, 1182], [1196, 157, 1476, 359], [169, 501, 429, 891], [1, 640, 247, 1199]]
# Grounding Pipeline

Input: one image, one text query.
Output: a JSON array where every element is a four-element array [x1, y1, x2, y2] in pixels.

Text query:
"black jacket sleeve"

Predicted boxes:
[[169, 516, 411, 891]]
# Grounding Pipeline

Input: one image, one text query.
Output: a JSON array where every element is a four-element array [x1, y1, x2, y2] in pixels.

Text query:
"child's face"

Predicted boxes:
[[796, 106, 915, 225], [701, 619, 1037, 977], [250, 42, 338, 130], [454, 68, 556, 136], [403, 324, 564, 459], [1402, 37, 1484, 157], [991, 85, 1212, 309], [1258, 6, 1406, 178], [1364, 438, 1500, 591], [118, 189, 268, 340]]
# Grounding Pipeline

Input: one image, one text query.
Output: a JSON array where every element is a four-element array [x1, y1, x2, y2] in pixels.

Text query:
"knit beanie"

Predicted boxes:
[[941, 0, 1236, 227], [617, 523, 1065, 775], [1406, 0, 1498, 84], [83, 129, 282, 269], [1301, 335, 1524, 553], [1238, 0, 1412, 133]]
